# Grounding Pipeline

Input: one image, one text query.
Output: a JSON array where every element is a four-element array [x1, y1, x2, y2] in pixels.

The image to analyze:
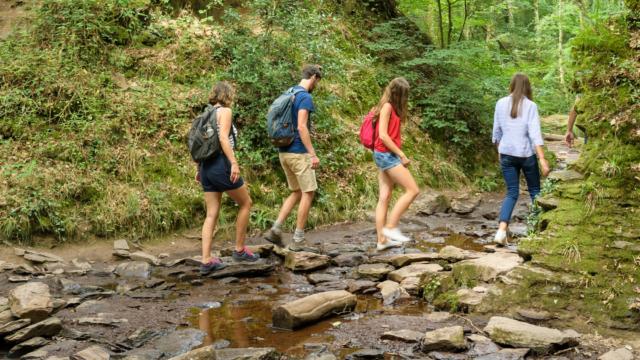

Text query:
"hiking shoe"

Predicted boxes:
[[264, 228, 284, 247], [382, 227, 411, 243], [493, 229, 507, 246], [232, 247, 260, 262], [200, 258, 226, 276], [376, 239, 402, 251]]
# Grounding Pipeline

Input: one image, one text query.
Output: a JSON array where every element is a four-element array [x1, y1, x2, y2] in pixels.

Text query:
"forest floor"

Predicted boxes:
[[1, 128, 639, 359]]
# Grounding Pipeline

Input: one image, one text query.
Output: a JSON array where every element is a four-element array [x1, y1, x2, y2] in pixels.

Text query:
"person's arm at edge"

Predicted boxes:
[[565, 106, 577, 147], [297, 109, 319, 169], [217, 107, 241, 183], [529, 104, 550, 177], [378, 103, 408, 164], [492, 102, 502, 161]]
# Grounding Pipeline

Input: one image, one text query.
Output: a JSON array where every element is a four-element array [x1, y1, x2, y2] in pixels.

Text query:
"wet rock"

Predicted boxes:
[[166, 346, 278, 360], [332, 253, 367, 267], [5, 317, 62, 343], [8, 336, 50, 357], [381, 329, 423, 343], [484, 316, 580, 354], [9, 275, 30, 283], [144, 278, 165, 288], [450, 195, 481, 214], [536, 195, 559, 210], [389, 253, 440, 267], [285, 252, 330, 272], [114, 262, 151, 279], [346, 280, 377, 294], [345, 349, 384, 359], [548, 169, 583, 182], [388, 263, 442, 282], [220, 244, 273, 258], [425, 312, 453, 323], [377, 280, 410, 306], [72, 345, 111, 360], [149, 329, 205, 358], [0, 318, 31, 335], [439, 245, 483, 262], [21, 349, 51, 360], [598, 347, 634, 360], [314, 281, 348, 292], [9, 282, 53, 322], [207, 259, 275, 278], [272, 290, 356, 330], [456, 288, 486, 310], [515, 308, 552, 322], [130, 252, 160, 266], [13, 263, 40, 276], [467, 334, 500, 357], [420, 326, 467, 352], [474, 348, 529, 360], [59, 327, 91, 340], [307, 273, 340, 285], [415, 192, 450, 215], [399, 277, 421, 296], [453, 253, 523, 282], [76, 313, 129, 327], [356, 263, 395, 280], [23, 250, 64, 264]]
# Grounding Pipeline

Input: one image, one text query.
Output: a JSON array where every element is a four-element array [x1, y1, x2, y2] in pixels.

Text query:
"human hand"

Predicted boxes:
[[565, 131, 574, 147], [230, 163, 240, 183], [310, 155, 320, 169], [540, 158, 551, 177], [195, 171, 201, 183], [400, 155, 411, 167]]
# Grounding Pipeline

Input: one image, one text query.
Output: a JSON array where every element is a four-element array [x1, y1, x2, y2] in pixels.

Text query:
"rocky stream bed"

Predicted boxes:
[[0, 136, 637, 360]]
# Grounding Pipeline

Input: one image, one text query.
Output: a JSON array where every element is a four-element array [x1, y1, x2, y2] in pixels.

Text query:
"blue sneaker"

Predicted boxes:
[[232, 247, 260, 262], [200, 258, 226, 276]]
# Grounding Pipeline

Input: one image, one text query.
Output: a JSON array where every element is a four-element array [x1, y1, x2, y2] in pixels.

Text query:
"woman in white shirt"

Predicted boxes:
[[492, 73, 550, 244]]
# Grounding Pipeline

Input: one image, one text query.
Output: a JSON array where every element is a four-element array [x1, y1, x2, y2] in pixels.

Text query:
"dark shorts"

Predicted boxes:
[[200, 154, 244, 193]]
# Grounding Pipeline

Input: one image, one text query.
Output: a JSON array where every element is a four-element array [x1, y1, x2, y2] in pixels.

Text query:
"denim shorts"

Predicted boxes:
[[373, 151, 401, 171]]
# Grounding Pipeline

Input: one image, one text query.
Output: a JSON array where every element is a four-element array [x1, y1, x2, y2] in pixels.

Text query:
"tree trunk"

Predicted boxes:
[[436, 0, 445, 48], [446, 0, 453, 46], [533, 0, 540, 29], [457, 0, 469, 42], [558, 0, 566, 91], [506, 0, 515, 28]]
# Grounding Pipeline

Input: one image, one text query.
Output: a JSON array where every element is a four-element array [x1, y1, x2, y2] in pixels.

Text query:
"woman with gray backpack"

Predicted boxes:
[[188, 81, 259, 276]]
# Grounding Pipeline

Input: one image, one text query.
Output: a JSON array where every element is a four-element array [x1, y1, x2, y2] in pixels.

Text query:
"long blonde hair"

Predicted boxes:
[[374, 77, 410, 122], [509, 73, 533, 118]]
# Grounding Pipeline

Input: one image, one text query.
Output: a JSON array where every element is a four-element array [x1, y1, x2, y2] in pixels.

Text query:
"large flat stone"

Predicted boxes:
[[438, 246, 483, 262], [148, 329, 206, 358], [72, 345, 111, 360], [5, 317, 62, 343], [0, 318, 31, 335], [168, 346, 279, 360], [414, 192, 450, 215], [22, 250, 64, 264], [284, 252, 330, 272], [332, 253, 367, 267], [598, 347, 634, 360], [272, 290, 356, 330], [389, 253, 440, 267], [114, 262, 151, 279], [484, 316, 579, 354], [381, 329, 423, 343], [388, 263, 443, 282], [357, 263, 395, 280], [548, 169, 583, 182], [207, 259, 275, 279], [420, 326, 467, 352], [8, 282, 53, 322], [453, 253, 523, 282], [130, 252, 160, 266], [8, 336, 50, 358]]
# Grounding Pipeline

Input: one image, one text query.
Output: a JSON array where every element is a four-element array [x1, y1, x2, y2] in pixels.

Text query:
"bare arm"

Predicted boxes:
[[217, 108, 241, 183], [297, 109, 319, 168], [378, 103, 407, 161], [565, 106, 577, 147]]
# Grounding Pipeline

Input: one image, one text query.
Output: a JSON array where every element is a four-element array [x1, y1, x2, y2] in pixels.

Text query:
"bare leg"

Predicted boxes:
[[498, 221, 509, 231], [276, 191, 302, 225], [376, 170, 394, 244], [296, 191, 315, 230], [226, 185, 253, 252], [201, 192, 222, 264], [384, 165, 420, 228]]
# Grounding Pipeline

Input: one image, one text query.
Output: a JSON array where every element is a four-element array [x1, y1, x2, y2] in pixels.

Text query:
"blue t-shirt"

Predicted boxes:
[[278, 86, 315, 153]]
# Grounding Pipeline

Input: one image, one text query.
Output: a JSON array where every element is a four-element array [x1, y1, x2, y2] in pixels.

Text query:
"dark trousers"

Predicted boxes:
[[499, 154, 541, 223]]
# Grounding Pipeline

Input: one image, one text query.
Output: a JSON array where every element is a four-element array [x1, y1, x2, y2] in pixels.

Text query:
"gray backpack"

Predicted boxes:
[[188, 105, 221, 162], [266, 87, 305, 147]]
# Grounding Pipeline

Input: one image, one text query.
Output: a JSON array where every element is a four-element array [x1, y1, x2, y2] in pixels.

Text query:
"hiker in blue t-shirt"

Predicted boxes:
[[265, 65, 322, 250]]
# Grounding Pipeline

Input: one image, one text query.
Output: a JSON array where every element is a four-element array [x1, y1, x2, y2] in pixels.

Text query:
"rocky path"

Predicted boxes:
[[0, 135, 637, 360]]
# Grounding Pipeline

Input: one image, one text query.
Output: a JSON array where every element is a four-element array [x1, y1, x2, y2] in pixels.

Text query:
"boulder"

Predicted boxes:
[[400, 277, 421, 296], [381, 329, 423, 343], [148, 329, 206, 358], [114, 262, 151, 279], [415, 192, 450, 215], [377, 280, 410, 306], [0, 309, 14, 325], [331, 253, 367, 267], [450, 195, 481, 214], [8, 282, 53, 322], [598, 347, 634, 360], [456, 288, 486, 310], [8, 336, 50, 358], [420, 326, 467, 352], [272, 290, 356, 330], [0, 318, 31, 335], [453, 253, 523, 282], [72, 345, 111, 360], [207, 259, 275, 278], [388, 263, 442, 282], [389, 253, 440, 267], [5, 317, 62, 343], [357, 263, 395, 280], [484, 316, 580, 354], [130, 252, 160, 266], [548, 169, 583, 182], [113, 239, 130, 251], [284, 252, 330, 272]]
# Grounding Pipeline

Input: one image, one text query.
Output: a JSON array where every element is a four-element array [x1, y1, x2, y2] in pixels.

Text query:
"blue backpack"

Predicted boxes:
[[266, 87, 305, 147]]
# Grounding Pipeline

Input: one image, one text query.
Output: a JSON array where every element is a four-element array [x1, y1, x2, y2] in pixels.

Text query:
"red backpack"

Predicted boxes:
[[359, 111, 378, 150]]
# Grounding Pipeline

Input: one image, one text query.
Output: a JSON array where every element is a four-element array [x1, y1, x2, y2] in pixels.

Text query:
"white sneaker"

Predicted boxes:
[[494, 230, 507, 245], [382, 227, 412, 243], [376, 239, 402, 251]]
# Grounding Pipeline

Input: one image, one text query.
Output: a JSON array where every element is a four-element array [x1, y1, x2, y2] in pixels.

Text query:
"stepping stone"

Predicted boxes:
[[114, 262, 151, 279], [453, 253, 523, 282], [207, 259, 275, 279], [474, 348, 529, 360], [72, 345, 111, 360], [598, 347, 634, 360], [377, 280, 410, 306], [148, 329, 206, 359], [307, 273, 340, 285], [8, 336, 50, 358], [515, 308, 552, 322], [22, 250, 64, 264], [400, 277, 421, 295], [438, 246, 483, 262], [389, 253, 440, 267], [388, 263, 442, 282], [357, 263, 395, 280], [484, 316, 580, 354], [0, 318, 31, 335], [414, 192, 450, 215], [284, 252, 330, 272], [272, 290, 356, 330], [456, 288, 486, 310], [346, 280, 377, 294], [381, 329, 423, 343], [332, 252, 367, 267], [130, 252, 160, 266], [536, 194, 559, 210], [8, 282, 53, 322], [467, 334, 500, 357], [450, 195, 481, 214], [425, 312, 452, 323], [420, 326, 467, 352], [548, 169, 583, 182], [5, 317, 62, 344]]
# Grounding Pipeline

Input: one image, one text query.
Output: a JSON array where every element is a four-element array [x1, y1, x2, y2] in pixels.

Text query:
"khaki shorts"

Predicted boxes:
[[279, 153, 317, 193]]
